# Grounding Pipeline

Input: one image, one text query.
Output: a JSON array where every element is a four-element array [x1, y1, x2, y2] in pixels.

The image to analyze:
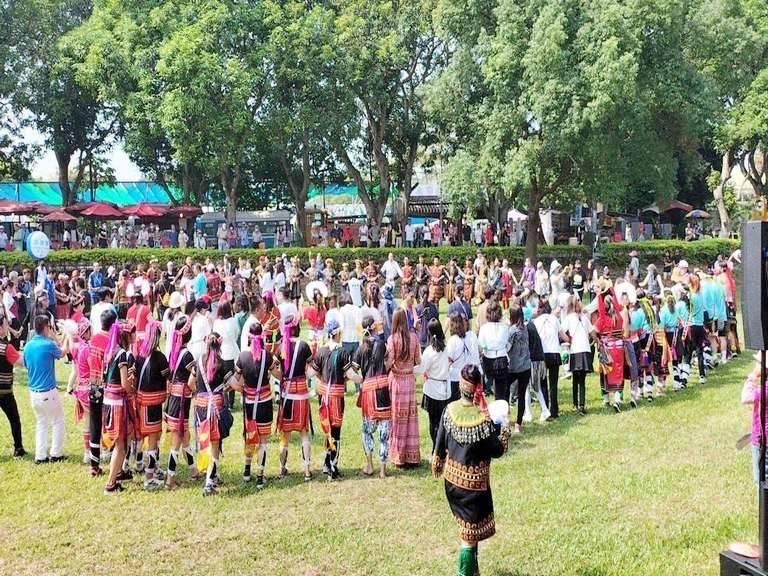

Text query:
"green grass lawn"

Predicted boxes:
[[0, 352, 758, 576]]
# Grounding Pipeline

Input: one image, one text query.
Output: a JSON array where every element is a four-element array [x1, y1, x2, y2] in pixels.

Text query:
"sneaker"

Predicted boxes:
[[90, 467, 104, 478], [279, 467, 288, 480], [143, 478, 164, 491], [49, 455, 66, 463], [154, 469, 166, 481], [116, 469, 134, 482], [539, 410, 551, 423], [212, 476, 224, 488], [243, 471, 252, 483], [202, 483, 218, 497], [612, 402, 621, 413], [104, 483, 125, 495], [522, 411, 533, 424], [256, 475, 266, 489], [577, 406, 586, 415], [34, 458, 49, 465], [304, 472, 312, 482], [13, 447, 27, 458], [136, 462, 146, 474], [699, 376, 707, 385], [629, 398, 637, 409]]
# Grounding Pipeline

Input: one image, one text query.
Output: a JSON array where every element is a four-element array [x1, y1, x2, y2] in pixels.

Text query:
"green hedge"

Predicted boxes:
[[3, 245, 589, 271], [0, 239, 739, 272], [597, 239, 740, 268]]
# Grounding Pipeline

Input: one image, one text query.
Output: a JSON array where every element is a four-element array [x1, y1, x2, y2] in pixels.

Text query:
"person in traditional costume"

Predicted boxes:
[[164, 314, 199, 490], [288, 257, 303, 308], [307, 319, 361, 481], [87, 308, 115, 478], [415, 255, 429, 294], [102, 317, 137, 494], [387, 308, 422, 467], [258, 291, 281, 354], [126, 278, 151, 357], [618, 290, 640, 407], [71, 320, 92, 465], [429, 256, 447, 305], [462, 258, 475, 304], [229, 323, 281, 488], [355, 315, 391, 478], [134, 321, 168, 490], [445, 259, 460, 304], [0, 316, 25, 458], [594, 286, 625, 412], [401, 257, 415, 299], [338, 262, 350, 297], [276, 318, 313, 481], [192, 333, 234, 496], [432, 364, 509, 576], [54, 273, 71, 320]]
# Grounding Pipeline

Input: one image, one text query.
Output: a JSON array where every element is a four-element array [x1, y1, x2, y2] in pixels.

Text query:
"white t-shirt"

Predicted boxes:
[[359, 225, 369, 243], [261, 272, 274, 295], [446, 332, 481, 382], [474, 228, 482, 243], [405, 224, 414, 241], [348, 278, 363, 307], [381, 260, 401, 282], [213, 317, 240, 361], [563, 312, 592, 354], [62, 230, 70, 242], [189, 313, 212, 361], [478, 322, 509, 358], [274, 272, 286, 291], [533, 313, 561, 354], [339, 304, 360, 343], [90, 301, 115, 331], [415, 346, 451, 400]]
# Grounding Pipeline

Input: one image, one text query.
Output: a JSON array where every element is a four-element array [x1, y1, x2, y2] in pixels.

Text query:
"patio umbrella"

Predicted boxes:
[[685, 209, 711, 219], [122, 203, 167, 218], [168, 204, 203, 218], [41, 210, 77, 223], [80, 203, 124, 219], [0, 200, 22, 215]]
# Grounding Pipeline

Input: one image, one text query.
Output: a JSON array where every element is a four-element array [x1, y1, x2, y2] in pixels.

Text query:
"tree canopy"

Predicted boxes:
[[0, 0, 765, 253]]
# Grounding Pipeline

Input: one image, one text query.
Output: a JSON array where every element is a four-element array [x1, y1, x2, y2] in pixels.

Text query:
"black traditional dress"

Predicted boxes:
[[432, 402, 508, 543]]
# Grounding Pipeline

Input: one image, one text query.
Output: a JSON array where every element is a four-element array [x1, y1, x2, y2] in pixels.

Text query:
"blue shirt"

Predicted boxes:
[[193, 273, 208, 298], [89, 271, 103, 301], [690, 293, 705, 326], [675, 300, 688, 323], [711, 281, 727, 321], [630, 309, 650, 333], [45, 277, 55, 308], [701, 279, 718, 317], [24, 334, 62, 393], [659, 307, 678, 332]]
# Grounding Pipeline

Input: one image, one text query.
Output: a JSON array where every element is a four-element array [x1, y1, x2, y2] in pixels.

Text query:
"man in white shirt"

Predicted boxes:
[[90, 288, 116, 331], [380, 253, 402, 284], [252, 225, 262, 247], [405, 223, 414, 248], [339, 294, 361, 354], [423, 224, 432, 246], [61, 229, 70, 249], [347, 274, 363, 307], [474, 224, 483, 247], [359, 221, 369, 248]]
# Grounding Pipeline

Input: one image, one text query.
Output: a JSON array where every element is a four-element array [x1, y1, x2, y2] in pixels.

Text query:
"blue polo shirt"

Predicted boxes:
[[23, 334, 62, 393]]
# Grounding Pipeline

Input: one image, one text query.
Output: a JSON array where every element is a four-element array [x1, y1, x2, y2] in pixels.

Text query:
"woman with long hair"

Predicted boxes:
[[416, 318, 450, 451], [688, 274, 707, 384], [276, 319, 314, 481], [594, 287, 625, 412], [386, 308, 422, 467], [303, 289, 327, 356], [356, 315, 391, 478], [432, 364, 509, 576], [102, 319, 137, 494], [164, 314, 199, 490], [478, 301, 510, 402], [192, 332, 233, 496], [446, 314, 481, 402], [134, 321, 168, 490], [563, 295, 593, 414], [532, 299, 565, 418], [72, 320, 92, 466], [660, 293, 682, 390], [507, 304, 531, 433], [229, 323, 281, 488]]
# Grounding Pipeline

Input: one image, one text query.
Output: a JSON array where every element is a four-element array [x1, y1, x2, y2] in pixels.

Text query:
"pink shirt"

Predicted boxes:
[[76, 342, 91, 387]]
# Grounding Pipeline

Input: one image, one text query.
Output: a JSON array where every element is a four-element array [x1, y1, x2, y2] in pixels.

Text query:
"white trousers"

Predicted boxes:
[[29, 389, 65, 461]]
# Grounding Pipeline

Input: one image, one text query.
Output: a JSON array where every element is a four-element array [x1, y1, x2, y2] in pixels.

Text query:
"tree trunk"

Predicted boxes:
[[55, 150, 73, 206], [713, 150, 733, 238], [221, 166, 240, 225], [526, 182, 541, 262]]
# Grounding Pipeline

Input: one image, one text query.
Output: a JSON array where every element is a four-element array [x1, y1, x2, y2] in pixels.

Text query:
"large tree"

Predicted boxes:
[[330, 0, 444, 226], [432, 0, 711, 259]]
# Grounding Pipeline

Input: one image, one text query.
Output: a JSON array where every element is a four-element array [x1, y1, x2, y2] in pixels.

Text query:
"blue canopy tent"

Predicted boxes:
[[0, 182, 179, 207]]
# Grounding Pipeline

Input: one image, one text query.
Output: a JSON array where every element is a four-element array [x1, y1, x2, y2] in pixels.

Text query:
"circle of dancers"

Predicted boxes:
[[0, 250, 741, 501]]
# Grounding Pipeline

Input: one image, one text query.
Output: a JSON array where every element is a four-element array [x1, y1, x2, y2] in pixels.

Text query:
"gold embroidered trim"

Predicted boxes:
[[443, 405, 494, 445], [444, 457, 489, 491], [455, 513, 496, 542], [432, 455, 445, 478]]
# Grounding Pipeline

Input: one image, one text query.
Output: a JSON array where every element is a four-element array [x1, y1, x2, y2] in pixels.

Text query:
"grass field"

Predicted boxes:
[[0, 351, 759, 576]]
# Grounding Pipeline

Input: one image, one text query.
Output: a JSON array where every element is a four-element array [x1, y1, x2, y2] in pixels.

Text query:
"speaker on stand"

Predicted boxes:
[[721, 221, 768, 576]]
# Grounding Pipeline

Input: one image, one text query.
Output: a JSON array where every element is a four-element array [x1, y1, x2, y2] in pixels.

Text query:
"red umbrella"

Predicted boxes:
[[41, 210, 77, 223], [80, 203, 124, 219], [168, 204, 202, 218], [122, 203, 167, 218], [0, 200, 22, 215]]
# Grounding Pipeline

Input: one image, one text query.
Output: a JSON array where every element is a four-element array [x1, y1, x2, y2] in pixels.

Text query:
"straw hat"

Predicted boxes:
[[168, 291, 185, 310]]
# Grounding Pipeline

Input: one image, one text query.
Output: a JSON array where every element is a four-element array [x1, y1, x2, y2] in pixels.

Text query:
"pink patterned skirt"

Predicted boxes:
[[388, 371, 421, 466]]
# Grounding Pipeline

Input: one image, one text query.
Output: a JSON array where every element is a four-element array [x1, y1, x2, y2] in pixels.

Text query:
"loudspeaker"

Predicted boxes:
[[742, 221, 768, 351]]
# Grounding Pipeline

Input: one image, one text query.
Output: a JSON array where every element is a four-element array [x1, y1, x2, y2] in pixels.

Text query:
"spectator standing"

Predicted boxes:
[[24, 315, 68, 463]]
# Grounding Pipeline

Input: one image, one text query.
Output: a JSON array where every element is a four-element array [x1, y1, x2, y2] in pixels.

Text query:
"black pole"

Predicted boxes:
[[762, 247, 768, 569]]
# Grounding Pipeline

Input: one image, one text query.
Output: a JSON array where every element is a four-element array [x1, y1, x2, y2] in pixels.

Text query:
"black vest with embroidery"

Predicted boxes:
[[0, 341, 14, 395]]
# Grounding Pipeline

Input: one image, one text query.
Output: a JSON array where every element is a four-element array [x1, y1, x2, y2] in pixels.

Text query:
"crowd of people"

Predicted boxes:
[[0, 248, 742, 500]]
